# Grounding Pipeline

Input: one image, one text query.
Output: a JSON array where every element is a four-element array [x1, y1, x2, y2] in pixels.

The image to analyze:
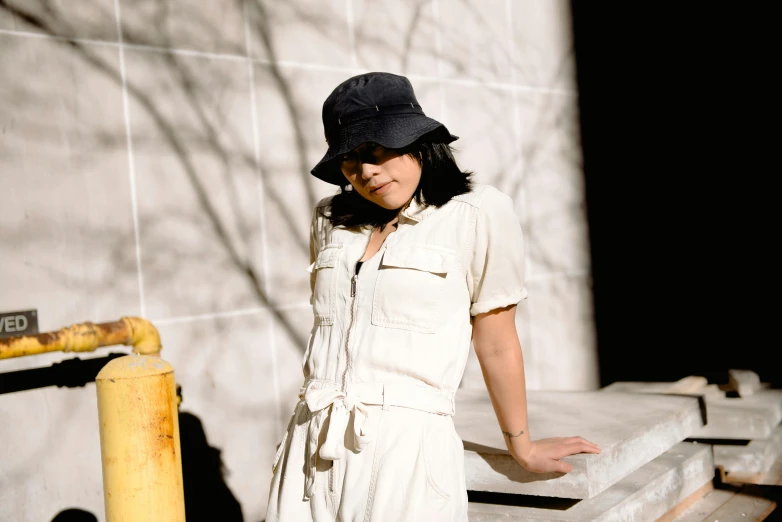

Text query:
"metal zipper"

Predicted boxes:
[[331, 223, 397, 495], [341, 229, 372, 391], [330, 228, 372, 496]]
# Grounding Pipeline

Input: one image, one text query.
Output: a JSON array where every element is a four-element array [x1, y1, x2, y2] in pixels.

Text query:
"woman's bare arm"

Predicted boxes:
[[471, 304, 601, 473]]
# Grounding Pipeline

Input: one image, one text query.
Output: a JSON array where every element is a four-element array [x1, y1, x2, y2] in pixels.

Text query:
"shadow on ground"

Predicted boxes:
[[1, 355, 247, 522]]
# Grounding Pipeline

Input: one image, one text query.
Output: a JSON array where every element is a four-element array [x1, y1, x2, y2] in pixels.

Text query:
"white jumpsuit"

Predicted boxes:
[[265, 183, 528, 522]]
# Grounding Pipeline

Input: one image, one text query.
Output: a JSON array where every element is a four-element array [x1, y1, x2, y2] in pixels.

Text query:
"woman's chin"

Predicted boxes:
[[371, 186, 413, 208]]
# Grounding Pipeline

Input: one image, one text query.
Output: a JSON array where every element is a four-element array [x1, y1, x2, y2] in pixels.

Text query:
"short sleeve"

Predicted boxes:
[[308, 205, 319, 305], [307, 196, 333, 305], [468, 187, 529, 316]]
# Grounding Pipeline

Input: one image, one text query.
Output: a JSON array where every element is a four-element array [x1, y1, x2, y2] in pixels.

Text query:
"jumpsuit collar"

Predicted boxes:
[[399, 196, 436, 222], [357, 197, 435, 232]]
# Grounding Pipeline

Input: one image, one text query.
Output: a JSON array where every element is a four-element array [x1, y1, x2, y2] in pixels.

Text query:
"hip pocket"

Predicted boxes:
[[371, 244, 456, 333], [421, 415, 457, 500], [272, 421, 292, 474], [307, 244, 343, 325], [273, 403, 308, 480]]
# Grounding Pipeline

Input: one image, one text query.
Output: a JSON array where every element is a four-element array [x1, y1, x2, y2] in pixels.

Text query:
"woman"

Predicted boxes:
[[266, 72, 600, 522]]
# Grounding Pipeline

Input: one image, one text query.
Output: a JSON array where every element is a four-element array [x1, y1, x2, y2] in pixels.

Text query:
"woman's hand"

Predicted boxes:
[[509, 436, 601, 474]]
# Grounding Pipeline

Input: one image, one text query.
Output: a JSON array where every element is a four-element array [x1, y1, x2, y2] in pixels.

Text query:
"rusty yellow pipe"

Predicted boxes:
[[97, 355, 185, 521], [0, 317, 161, 360]]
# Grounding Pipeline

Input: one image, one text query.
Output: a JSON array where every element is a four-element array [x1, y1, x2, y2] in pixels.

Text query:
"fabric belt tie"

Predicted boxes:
[[302, 388, 370, 500], [299, 381, 455, 501]]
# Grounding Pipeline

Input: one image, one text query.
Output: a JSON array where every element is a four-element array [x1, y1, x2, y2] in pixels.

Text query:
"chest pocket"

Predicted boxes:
[[371, 244, 457, 334], [307, 243, 343, 325]]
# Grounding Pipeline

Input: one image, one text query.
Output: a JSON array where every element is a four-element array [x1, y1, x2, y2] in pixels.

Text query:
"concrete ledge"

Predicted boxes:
[[692, 391, 782, 440], [602, 382, 782, 440], [721, 452, 782, 486], [715, 425, 782, 474], [728, 369, 762, 398], [467, 442, 714, 521], [602, 379, 722, 399], [456, 389, 704, 499]]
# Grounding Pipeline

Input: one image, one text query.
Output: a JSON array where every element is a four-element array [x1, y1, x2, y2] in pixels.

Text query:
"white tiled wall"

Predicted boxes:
[[0, 1, 596, 520]]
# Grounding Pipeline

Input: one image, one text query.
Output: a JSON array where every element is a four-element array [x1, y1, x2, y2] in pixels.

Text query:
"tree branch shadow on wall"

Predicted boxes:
[[1, 0, 590, 519], [0, 0, 324, 355], [0, 0, 581, 355], [0, 3, 345, 519]]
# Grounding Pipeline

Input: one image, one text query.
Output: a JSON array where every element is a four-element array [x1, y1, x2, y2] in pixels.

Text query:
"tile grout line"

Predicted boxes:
[[113, 0, 146, 317], [346, 0, 358, 69], [432, 0, 447, 122], [243, 0, 281, 438], [506, 0, 537, 389], [0, 28, 576, 97], [152, 302, 311, 327], [150, 266, 590, 328], [153, 307, 268, 326]]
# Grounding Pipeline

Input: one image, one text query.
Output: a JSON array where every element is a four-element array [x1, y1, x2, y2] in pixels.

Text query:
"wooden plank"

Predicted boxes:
[[671, 488, 737, 522], [702, 487, 776, 521], [655, 481, 714, 522]]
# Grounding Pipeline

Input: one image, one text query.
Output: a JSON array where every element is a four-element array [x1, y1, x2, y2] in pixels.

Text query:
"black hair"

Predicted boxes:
[[320, 136, 474, 230]]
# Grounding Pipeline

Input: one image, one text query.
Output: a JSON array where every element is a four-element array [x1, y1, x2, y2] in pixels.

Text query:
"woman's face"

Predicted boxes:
[[340, 142, 421, 210]]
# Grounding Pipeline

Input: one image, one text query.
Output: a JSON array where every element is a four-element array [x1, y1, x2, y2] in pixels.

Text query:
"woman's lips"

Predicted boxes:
[[371, 181, 392, 194]]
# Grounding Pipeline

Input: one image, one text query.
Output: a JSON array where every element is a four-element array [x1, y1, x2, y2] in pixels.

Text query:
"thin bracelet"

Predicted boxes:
[[502, 429, 525, 439]]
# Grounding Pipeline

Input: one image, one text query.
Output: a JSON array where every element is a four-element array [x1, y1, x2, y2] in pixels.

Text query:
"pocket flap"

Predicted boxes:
[[380, 245, 455, 274], [307, 244, 342, 272]]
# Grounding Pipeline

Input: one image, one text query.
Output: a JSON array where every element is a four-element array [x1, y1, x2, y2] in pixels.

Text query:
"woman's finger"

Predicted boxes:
[[553, 460, 573, 473], [565, 437, 601, 452], [549, 445, 578, 460], [551, 442, 598, 460], [565, 436, 598, 446], [567, 441, 600, 454]]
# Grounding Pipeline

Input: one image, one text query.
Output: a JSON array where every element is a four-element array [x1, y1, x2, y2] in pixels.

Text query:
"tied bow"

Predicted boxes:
[[302, 387, 376, 500]]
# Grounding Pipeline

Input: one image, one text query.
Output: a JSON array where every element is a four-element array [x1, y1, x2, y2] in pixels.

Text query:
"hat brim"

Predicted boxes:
[[310, 114, 459, 185]]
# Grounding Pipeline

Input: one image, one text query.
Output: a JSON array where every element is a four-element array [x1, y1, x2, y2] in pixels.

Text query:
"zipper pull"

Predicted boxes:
[[351, 274, 357, 297]]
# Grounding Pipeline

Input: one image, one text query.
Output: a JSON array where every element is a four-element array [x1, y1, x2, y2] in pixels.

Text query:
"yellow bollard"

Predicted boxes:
[[96, 354, 186, 522]]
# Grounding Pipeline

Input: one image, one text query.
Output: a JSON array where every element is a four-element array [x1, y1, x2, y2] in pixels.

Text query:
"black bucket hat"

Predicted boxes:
[[310, 72, 459, 185]]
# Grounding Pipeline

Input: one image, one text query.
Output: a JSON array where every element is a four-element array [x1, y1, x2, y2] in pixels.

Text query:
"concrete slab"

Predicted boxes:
[[467, 442, 714, 521], [602, 379, 722, 398], [728, 369, 762, 398], [715, 425, 782, 473], [692, 391, 782, 440], [657, 482, 715, 522], [722, 453, 782, 486], [602, 383, 782, 439], [669, 376, 710, 394], [701, 385, 725, 399], [456, 388, 704, 499]]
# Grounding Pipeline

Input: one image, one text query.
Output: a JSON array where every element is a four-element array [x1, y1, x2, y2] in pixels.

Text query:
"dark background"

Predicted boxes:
[[570, 4, 778, 387]]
